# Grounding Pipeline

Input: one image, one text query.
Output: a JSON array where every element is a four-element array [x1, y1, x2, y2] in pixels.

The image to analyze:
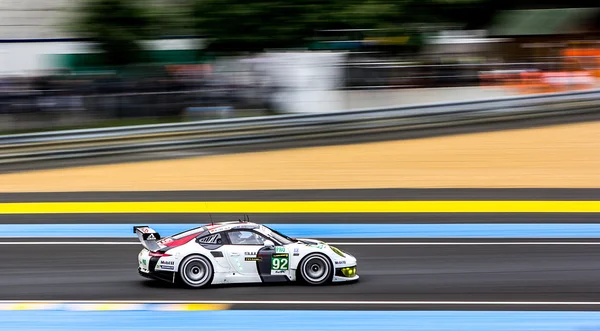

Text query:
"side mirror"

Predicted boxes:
[[263, 240, 275, 249]]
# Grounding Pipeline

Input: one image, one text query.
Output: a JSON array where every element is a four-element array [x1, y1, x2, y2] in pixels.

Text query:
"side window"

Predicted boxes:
[[198, 233, 222, 244], [227, 230, 265, 245]]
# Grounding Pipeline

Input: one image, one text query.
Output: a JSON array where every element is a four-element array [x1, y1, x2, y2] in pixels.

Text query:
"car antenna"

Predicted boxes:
[[209, 213, 214, 225]]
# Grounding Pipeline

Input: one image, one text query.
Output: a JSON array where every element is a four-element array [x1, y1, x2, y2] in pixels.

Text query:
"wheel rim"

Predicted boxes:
[[182, 257, 211, 286], [303, 255, 329, 283]]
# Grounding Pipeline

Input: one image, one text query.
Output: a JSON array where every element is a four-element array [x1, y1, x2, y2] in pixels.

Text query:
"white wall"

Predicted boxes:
[[0, 39, 204, 75], [259, 52, 347, 113], [0, 0, 73, 39], [0, 41, 95, 75]]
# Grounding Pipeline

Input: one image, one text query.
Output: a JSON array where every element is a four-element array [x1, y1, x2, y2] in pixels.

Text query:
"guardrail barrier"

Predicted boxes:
[[0, 89, 599, 164]]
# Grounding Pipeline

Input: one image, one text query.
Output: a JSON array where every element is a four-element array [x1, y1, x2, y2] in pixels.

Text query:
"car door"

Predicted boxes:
[[224, 230, 290, 283], [255, 243, 290, 283], [223, 230, 264, 282]]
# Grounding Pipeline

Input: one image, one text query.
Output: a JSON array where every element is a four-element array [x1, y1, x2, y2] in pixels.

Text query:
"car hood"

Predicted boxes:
[[295, 238, 327, 246]]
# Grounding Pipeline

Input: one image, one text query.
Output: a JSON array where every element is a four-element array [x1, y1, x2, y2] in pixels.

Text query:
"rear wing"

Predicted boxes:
[[133, 226, 162, 251]]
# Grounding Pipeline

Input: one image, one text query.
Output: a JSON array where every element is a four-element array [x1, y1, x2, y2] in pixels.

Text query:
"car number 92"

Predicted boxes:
[[271, 254, 289, 270]]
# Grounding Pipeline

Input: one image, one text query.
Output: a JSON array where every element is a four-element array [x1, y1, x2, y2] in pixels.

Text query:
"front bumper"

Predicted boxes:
[[333, 265, 359, 282]]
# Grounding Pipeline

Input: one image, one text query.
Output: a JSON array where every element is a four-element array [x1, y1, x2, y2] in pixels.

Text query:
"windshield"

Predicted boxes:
[[263, 226, 294, 245]]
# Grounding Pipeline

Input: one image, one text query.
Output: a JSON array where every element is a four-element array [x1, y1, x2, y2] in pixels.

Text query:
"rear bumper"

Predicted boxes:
[[138, 268, 176, 283]]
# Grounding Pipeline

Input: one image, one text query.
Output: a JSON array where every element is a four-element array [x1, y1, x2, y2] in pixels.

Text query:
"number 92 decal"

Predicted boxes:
[[271, 253, 289, 273]]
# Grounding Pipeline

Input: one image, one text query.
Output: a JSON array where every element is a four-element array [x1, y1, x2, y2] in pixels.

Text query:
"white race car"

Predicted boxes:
[[134, 220, 359, 287]]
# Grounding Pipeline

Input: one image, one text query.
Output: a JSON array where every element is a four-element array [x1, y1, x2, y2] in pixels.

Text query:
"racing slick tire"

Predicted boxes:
[[178, 254, 214, 288], [297, 253, 333, 285]]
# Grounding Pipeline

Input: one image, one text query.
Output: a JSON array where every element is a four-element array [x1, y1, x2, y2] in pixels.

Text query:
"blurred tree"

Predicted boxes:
[[190, 0, 489, 52], [190, 0, 344, 52], [70, 0, 158, 66], [150, 0, 198, 36]]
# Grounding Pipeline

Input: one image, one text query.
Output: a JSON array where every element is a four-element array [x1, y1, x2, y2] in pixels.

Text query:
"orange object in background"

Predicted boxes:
[[512, 70, 595, 95], [488, 42, 600, 94], [563, 45, 600, 77]]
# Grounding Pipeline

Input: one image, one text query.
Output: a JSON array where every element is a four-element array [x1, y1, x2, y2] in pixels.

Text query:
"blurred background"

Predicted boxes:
[[2, 0, 600, 132], [2, 2, 600, 330]]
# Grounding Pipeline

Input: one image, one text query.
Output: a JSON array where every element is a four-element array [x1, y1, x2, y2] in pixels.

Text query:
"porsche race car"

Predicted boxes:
[[134, 220, 358, 287]]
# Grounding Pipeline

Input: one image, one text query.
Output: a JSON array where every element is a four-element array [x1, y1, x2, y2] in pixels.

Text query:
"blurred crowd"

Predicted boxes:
[[0, 55, 598, 122], [0, 67, 257, 118]]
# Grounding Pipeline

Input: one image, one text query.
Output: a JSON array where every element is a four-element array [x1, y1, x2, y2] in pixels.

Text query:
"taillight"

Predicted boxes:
[[149, 252, 171, 257]]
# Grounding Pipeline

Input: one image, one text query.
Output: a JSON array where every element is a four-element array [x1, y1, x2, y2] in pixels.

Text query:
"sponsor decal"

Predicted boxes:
[[271, 270, 286, 275], [234, 224, 256, 229], [146, 233, 156, 240], [209, 225, 233, 233], [304, 242, 325, 249], [142, 259, 147, 266], [275, 247, 286, 253], [245, 257, 262, 262], [335, 260, 346, 265], [245, 252, 257, 256], [293, 248, 300, 256], [160, 260, 175, 265], [157, 265, 175, 270], [271, 254, 289, 271]]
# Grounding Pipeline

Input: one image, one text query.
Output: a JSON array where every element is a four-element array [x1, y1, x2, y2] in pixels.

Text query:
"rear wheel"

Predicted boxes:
[[178, 255, 213, 288], [298, 253, 332, 285]]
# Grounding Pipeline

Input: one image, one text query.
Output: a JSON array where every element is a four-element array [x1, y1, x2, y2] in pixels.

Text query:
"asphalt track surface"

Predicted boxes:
[[4, 241, 600, 311], [0, 189, 599, 310]]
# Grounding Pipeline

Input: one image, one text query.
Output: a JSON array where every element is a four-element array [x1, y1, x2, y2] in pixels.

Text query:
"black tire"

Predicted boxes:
[[178, 255, 214, 288], [298, 253, 333, 285]]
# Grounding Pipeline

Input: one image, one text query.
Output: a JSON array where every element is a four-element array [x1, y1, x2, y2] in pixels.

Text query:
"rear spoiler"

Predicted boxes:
[[133, 226, 162, 251]]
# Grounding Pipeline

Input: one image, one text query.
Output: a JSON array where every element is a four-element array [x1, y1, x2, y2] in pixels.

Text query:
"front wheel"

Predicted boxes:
[[298, 253, 332, 285], [178, 255, 214, 288]]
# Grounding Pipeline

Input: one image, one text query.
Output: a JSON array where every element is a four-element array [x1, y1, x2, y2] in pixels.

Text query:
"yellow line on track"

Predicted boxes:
[[0, 201, 600, 213]]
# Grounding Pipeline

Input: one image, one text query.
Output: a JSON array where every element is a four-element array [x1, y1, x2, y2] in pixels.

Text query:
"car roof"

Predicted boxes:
[[169, 220, 262, 239], [204, 220, 262, 233]]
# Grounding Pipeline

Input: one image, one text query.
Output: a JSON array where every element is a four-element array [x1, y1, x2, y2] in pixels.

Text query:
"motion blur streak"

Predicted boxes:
[[0, 301, 231, 311], [3, 310, 600, 331], [6, 223, 600, 238], [0, 303, 229, 311], [2, 201, 600, 213]]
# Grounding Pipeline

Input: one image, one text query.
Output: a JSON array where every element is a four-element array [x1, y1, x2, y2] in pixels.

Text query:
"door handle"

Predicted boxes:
[[231, 252, 240, 256]]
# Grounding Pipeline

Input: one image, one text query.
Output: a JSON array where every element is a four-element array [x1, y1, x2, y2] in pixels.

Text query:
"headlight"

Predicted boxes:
[[341, 266, 357, 277], [330, 246, 345, 258]]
